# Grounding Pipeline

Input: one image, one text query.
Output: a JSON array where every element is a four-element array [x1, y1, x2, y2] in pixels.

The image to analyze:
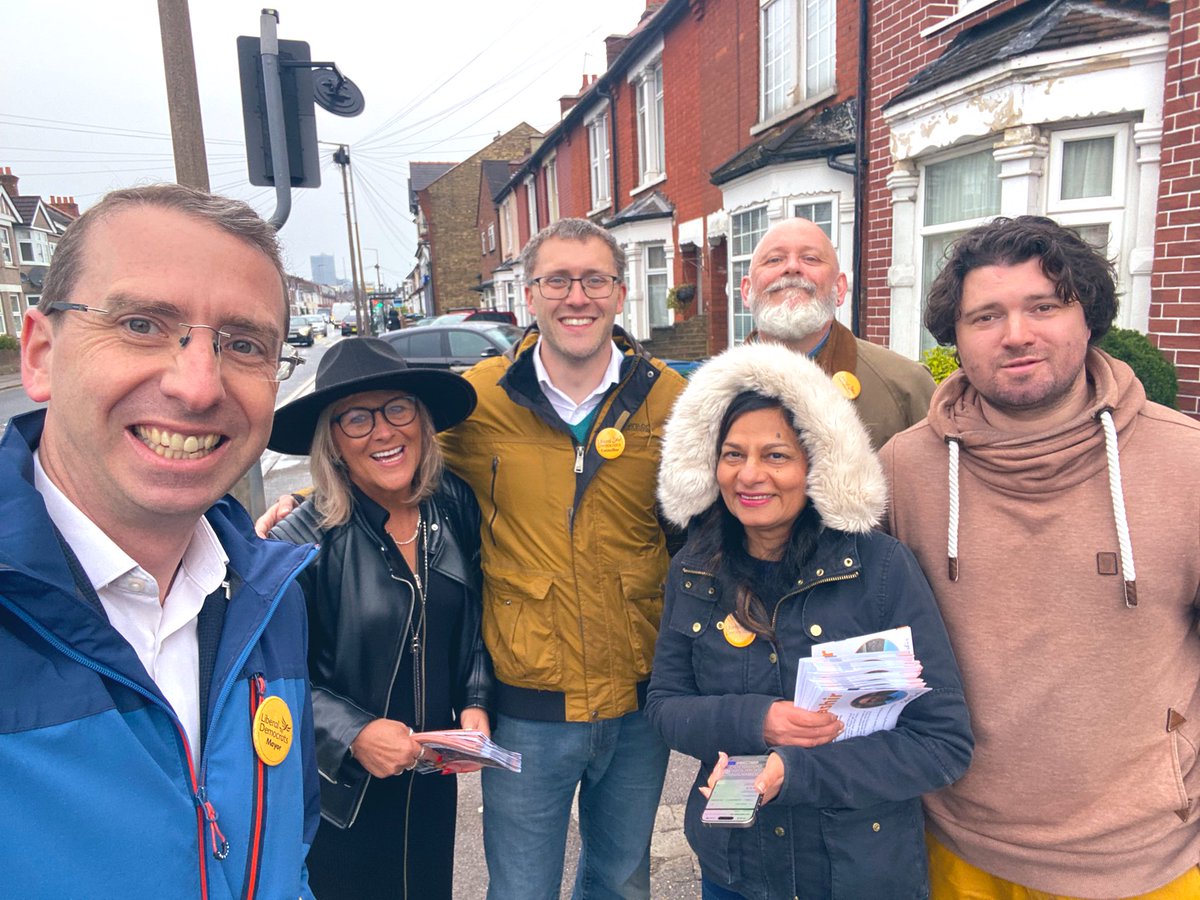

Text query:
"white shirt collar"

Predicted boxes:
[[531, 338, 623, 426], [33, 451, 227, 596]]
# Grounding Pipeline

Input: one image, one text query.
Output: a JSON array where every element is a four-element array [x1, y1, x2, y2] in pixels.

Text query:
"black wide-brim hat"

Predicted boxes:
[[268, 337, 477, 455]]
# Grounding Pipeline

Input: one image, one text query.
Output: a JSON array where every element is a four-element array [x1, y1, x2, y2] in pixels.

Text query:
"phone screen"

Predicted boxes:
[[701, 755, 767, 828]]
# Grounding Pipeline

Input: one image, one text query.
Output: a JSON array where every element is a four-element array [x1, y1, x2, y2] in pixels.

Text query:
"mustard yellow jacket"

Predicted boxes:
[[440, 327, 686, 722]]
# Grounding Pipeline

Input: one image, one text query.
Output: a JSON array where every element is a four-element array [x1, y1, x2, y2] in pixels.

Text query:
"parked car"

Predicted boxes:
[[299, 314, 329, 338], [380, 321, 524, 373], [437, 308, 519, 325], [286, 316, 316, 347]]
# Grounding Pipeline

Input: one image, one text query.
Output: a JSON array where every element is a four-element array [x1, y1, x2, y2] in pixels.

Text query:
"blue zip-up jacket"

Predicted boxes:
[[0, 411, 320, 899]]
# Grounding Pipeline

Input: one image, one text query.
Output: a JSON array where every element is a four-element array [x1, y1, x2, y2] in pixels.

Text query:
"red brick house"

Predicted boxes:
[[862, 0, 1197, 412]]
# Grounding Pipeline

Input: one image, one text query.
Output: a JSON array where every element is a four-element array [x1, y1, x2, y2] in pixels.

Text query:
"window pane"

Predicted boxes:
[[646, 243, 669, 328], [921, 230, 968, 353], [794, 200, 833, 237], [924, 149, 1001, 226], [1060, 137, 1114, 200], [403, 331, 443, 358], [448, 331, 492, 357], [805, 0, 835, 95], [654, 65, 665, 174], [731, 207, 769, 345], [1070, 223, 1110, 253], [762, 0, 795, 118]]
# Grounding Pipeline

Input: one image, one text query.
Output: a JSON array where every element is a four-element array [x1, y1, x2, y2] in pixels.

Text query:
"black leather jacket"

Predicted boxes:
[[270, 471, 493, 828]]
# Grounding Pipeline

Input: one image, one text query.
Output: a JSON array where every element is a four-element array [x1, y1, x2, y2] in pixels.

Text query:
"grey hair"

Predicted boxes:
[[41, 183, 288, 328], [520, 217, 626, 279], [310, 396, 445, 529]]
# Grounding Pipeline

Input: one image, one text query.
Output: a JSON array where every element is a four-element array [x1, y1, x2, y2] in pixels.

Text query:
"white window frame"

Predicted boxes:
[[916, 143, 1002, 353], [792, 197, 837, 241], [481, 230, 488, 256], [0, 227, 12, 266], [525, 177, 538, 236], [487, 223, 496, 253], [544, 157, 560, 224], [1046, 123, 1129, 214], [499, 196, 519, 261], [9, 293, 23, 335], [631, 58, 666, 191], [643, 242, 670, 329], [728, 205, 770, 347], [587, 111, 612, 213], [757, 0, 837, 129]]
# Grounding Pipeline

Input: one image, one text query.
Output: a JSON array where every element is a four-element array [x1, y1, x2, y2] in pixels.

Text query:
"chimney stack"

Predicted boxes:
[[48, 195, 80, 218], [0, 167, 18, 199]]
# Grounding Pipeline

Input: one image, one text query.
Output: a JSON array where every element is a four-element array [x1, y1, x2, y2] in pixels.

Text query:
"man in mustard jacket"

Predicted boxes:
[[441, 218, 686, 900]]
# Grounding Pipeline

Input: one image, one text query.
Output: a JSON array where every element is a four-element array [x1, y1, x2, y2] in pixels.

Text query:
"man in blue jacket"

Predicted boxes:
[[0, 184, 319, 899]]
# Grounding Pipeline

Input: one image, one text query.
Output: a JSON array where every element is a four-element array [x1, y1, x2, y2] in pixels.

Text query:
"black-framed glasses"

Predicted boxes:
[[45, 301, 303, 383], [333, 395, 418, 439], [529, 274, 621, 301]]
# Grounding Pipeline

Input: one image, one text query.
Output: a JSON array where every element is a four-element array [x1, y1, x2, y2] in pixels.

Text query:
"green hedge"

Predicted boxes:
[[0, 334, 18, 351], [1098, 327, 1178, 409]]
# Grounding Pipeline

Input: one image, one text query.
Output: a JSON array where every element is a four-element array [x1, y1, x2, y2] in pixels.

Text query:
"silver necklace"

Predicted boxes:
[[392, 510, 422, 546]]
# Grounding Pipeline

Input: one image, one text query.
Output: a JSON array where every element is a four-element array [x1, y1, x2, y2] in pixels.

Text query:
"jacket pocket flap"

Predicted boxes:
[[482, 564, 554, 600]]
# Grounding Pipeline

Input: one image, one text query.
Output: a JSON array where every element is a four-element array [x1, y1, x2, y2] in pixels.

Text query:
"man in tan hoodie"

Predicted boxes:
[[880, 216, 1200, 900]]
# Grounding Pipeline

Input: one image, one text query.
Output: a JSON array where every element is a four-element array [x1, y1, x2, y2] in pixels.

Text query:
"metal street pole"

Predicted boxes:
[[156, 0, 209, 189], [334, 146, 363, 335], [346, 159, 371, 335]]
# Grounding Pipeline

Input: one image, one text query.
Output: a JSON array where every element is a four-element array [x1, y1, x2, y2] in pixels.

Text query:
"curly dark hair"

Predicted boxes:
[[923, 215, 1119, 346]]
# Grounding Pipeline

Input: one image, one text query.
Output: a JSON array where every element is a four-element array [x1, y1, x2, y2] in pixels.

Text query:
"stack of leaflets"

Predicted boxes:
[[793, 626, 929, 742], [411, 730, 522, 774]]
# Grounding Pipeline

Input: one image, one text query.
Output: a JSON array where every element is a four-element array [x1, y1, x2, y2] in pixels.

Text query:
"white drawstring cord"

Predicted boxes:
[[1099, 409, 1137, 607], [947, 437, 961, 582]]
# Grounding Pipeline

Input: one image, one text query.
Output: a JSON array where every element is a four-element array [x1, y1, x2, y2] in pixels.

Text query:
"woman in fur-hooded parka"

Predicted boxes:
[[645, 343, 973, 900]]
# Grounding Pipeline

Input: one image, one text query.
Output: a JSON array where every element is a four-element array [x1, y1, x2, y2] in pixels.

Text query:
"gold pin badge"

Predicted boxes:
[[831, 370, 862, 400], [595, 427, 626, 460], [252, 695, 294, 766], [721, 613, 756, 648]]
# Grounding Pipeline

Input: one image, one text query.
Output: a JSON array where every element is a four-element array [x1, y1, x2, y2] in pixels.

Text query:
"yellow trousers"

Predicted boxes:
[[927, 832, 1200, 900]]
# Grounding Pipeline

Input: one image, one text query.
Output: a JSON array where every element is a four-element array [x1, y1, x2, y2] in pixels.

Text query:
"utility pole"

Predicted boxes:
[[347, 158, 371, 335], [333, 145, 364, 336], [157, 0, 209, 189]]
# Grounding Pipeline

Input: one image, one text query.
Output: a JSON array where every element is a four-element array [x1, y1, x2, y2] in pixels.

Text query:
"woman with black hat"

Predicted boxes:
[[268, 337, 493, 900]]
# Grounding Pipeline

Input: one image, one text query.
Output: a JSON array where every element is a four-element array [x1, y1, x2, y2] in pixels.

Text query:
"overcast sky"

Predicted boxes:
[[2, 0, 649, 288]]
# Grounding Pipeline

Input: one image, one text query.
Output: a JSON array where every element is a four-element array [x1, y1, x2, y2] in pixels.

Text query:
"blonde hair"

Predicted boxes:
[[310, 395, 445, 529]]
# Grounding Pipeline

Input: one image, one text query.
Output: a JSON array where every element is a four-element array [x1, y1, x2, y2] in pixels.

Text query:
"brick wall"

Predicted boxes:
[[643, 312, 710, 359], [1149, 2, 1200, 415], [423, 124, 540, 311], [861, 0, 1020, 345]]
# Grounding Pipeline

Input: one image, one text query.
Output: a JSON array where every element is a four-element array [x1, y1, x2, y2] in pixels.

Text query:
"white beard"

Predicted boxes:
[[748, 276, 837, 342]]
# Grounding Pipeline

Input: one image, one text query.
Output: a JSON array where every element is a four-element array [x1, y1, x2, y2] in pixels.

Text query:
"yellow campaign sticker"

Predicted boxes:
[[252, 695, 294, 766], [595, 427, 626, 460], [831, 370, 862, 400], [721, 613, 756, 648]]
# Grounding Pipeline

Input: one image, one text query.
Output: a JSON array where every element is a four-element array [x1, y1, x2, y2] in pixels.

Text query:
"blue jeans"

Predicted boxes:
[[701, 878, 746, 900], [482, 711, 669, 900]]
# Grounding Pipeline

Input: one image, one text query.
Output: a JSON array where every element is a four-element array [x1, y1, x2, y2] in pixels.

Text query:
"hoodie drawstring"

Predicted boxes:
[[1098, 408, 1138, 607], [946, 437, 961, 582], [943, 415, 1138, 607]]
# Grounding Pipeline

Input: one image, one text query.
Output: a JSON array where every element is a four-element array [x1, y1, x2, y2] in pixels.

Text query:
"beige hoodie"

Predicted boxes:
[[881, 348, 1200, 897]]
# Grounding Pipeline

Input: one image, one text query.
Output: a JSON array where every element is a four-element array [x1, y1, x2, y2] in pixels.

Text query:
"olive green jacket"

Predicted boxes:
[[440, 326, 686, 723]]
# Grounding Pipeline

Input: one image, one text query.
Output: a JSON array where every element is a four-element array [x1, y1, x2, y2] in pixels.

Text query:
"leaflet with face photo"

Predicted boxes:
[[795, 626, 929, 742]]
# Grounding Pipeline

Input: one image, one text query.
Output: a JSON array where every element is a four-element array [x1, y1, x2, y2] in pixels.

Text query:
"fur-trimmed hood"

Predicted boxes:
[[658, 342, 886, 533]]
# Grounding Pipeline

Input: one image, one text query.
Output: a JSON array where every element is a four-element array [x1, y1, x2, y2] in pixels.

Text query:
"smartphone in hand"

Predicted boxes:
[[701, 755, 767, 828]]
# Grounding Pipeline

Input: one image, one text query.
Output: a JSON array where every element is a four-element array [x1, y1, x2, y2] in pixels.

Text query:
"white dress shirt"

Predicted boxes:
[[34, 454, 228, 762], [532, 338, 623, 425]]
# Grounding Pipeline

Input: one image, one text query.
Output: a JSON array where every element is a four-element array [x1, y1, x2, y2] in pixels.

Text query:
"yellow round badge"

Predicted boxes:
[[721, 613, 756, 648], [595, 427, 626, 460], [831, 370, 862, 400], [252, 695, 294, 766]]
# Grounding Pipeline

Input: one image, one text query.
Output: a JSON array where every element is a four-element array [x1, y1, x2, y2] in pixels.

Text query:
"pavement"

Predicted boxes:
[[453, 750, 703, 898]]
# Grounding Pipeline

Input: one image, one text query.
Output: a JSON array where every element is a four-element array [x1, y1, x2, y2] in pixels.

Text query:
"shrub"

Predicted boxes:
[[0, 334, 18, 351], [922, 345, 960, 384], [1098, 327, 1178, 409], [666, 284, 695, 311]]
